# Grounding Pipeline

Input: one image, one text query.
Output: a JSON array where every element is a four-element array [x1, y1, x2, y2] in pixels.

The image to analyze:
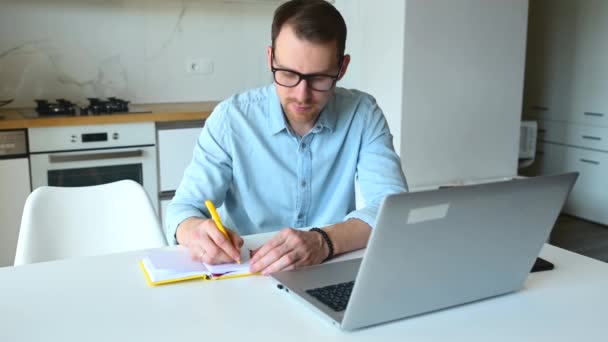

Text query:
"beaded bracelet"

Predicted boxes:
[[309, 227, 334, 262]]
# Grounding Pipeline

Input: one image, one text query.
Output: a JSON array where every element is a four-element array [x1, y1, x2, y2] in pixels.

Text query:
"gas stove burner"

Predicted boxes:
[[83, 97, 130, 115], [35, 99, 77, 116]]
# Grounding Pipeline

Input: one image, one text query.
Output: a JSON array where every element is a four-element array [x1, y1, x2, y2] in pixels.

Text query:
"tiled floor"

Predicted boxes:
[[550, 214, 608, 262]]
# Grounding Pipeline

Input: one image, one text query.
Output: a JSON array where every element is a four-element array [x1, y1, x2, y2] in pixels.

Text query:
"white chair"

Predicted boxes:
[[14, 180, 167, 265]]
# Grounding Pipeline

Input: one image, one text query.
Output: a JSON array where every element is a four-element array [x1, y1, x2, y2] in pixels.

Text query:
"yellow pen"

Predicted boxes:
[[205, 200, 240, 264]]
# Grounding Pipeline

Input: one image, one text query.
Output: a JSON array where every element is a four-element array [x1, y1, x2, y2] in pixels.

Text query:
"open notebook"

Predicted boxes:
[[140, 246, 254, 286]]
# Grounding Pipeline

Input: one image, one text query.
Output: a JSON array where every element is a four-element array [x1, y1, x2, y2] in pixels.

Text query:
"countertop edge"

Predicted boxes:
[[0, 102, 217, 130]]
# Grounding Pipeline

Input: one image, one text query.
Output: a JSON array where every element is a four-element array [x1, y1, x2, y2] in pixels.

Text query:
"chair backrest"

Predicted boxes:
[[14, 180, 167, 265]]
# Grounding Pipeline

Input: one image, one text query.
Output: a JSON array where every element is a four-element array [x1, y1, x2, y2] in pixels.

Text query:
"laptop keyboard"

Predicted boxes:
[[305, 280, 355, 312]]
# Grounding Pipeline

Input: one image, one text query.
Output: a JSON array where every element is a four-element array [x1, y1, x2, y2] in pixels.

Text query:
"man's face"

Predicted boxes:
[[268, 25, 349, 130]]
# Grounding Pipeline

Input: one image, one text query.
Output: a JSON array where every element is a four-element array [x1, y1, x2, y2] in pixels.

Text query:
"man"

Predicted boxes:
[[166, 0, 407, 275]]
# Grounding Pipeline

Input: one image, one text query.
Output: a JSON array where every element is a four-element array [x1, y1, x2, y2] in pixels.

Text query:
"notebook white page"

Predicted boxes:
[[143, 246, 253, 282]]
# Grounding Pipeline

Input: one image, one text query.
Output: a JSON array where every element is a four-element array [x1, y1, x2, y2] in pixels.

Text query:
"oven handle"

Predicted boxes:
[[48, 150, 144, 163]]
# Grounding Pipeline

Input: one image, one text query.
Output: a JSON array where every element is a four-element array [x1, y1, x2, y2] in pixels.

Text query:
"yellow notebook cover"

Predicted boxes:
[[139, 247, 255, 286]]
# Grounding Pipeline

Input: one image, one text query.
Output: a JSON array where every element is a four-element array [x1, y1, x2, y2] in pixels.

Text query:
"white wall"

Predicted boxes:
[[335, 0, 406, 157], [339, 0, 528, 189], [402, 0, 528, 188], [1, 0, 528, 190], [0, 0, 276, 107]]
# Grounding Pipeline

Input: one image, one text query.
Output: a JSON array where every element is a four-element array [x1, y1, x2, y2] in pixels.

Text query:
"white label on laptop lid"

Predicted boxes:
[[407, 203, 450, 224]]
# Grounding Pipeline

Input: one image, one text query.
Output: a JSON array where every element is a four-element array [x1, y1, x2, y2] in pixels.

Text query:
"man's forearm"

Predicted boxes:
[[323, 219, 371, 256]]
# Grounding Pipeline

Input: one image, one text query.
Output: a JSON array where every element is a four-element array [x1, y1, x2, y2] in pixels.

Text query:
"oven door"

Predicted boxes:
[[29, 146, 158, 213]]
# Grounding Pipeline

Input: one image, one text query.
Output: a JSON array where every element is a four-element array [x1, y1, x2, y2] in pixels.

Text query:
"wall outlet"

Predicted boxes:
[[186, 58, 213, 75]]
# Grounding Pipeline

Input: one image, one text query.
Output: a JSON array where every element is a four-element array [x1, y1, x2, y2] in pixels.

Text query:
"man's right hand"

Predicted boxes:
[[175, 217, 243, 265]]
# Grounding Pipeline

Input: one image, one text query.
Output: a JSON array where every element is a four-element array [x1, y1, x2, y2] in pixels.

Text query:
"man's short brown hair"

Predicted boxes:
[[271, 0, 347, 62]]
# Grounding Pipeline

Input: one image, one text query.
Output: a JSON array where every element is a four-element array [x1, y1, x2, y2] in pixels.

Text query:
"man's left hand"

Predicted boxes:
[[249, 228, 328, 275]]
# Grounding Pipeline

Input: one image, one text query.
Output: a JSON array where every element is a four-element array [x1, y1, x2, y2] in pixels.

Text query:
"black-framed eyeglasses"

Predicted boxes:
[[271, 51, 343, 92]]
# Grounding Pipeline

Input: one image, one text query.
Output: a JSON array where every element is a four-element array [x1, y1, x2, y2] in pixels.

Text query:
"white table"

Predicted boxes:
[[1, 232, 607, 342]]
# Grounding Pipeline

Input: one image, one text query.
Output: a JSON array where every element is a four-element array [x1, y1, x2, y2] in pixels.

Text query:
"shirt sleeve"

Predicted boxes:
[[343, 96, 408, 228], [165, 102, 234, 245]]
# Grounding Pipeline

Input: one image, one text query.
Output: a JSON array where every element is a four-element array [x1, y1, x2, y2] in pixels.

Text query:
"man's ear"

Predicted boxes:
[[337, 54, 351, 81], [267, 46, 273, 70]]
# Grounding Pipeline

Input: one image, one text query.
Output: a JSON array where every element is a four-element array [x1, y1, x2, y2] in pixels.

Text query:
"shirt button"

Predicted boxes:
[[297, 213, 303, 219], [301, 142, 306, 149], [301, 181, 306, 187]]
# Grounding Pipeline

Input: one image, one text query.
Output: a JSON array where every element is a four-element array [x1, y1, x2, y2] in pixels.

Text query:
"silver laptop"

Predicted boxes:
[[271, 173, 578, 331]]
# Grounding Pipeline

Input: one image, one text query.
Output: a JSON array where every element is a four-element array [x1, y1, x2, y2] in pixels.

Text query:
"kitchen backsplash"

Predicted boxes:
[[0, 0, 277, 107]]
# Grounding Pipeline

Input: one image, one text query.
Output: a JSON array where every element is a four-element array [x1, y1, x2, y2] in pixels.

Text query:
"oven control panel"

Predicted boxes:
[[81, 132, 108, 143], [28, 122, 155, 153]]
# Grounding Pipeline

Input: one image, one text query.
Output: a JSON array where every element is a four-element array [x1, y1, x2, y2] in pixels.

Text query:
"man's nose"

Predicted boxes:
[[293, 79, 312, 102]]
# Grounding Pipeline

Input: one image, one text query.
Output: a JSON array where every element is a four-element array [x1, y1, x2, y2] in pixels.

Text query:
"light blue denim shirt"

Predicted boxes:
[[166, 84, 408, 244]]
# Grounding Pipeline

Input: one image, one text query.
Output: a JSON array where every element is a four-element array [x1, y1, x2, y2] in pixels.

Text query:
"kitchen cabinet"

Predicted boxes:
[[523, 0, 577, 122], [538, 121, 608, 151], [0, 157, 31, 267], [156, 121, 204, 227], [523, 0, 608, 225], [568, 2, 608, 127], [532, 142, 608, 224], [524, 0, 608, 127]]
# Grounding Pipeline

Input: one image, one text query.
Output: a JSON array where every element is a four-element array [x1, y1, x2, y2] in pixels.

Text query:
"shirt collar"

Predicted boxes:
[[267, 84, 338, 135], [315, 95, 337, 133]]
